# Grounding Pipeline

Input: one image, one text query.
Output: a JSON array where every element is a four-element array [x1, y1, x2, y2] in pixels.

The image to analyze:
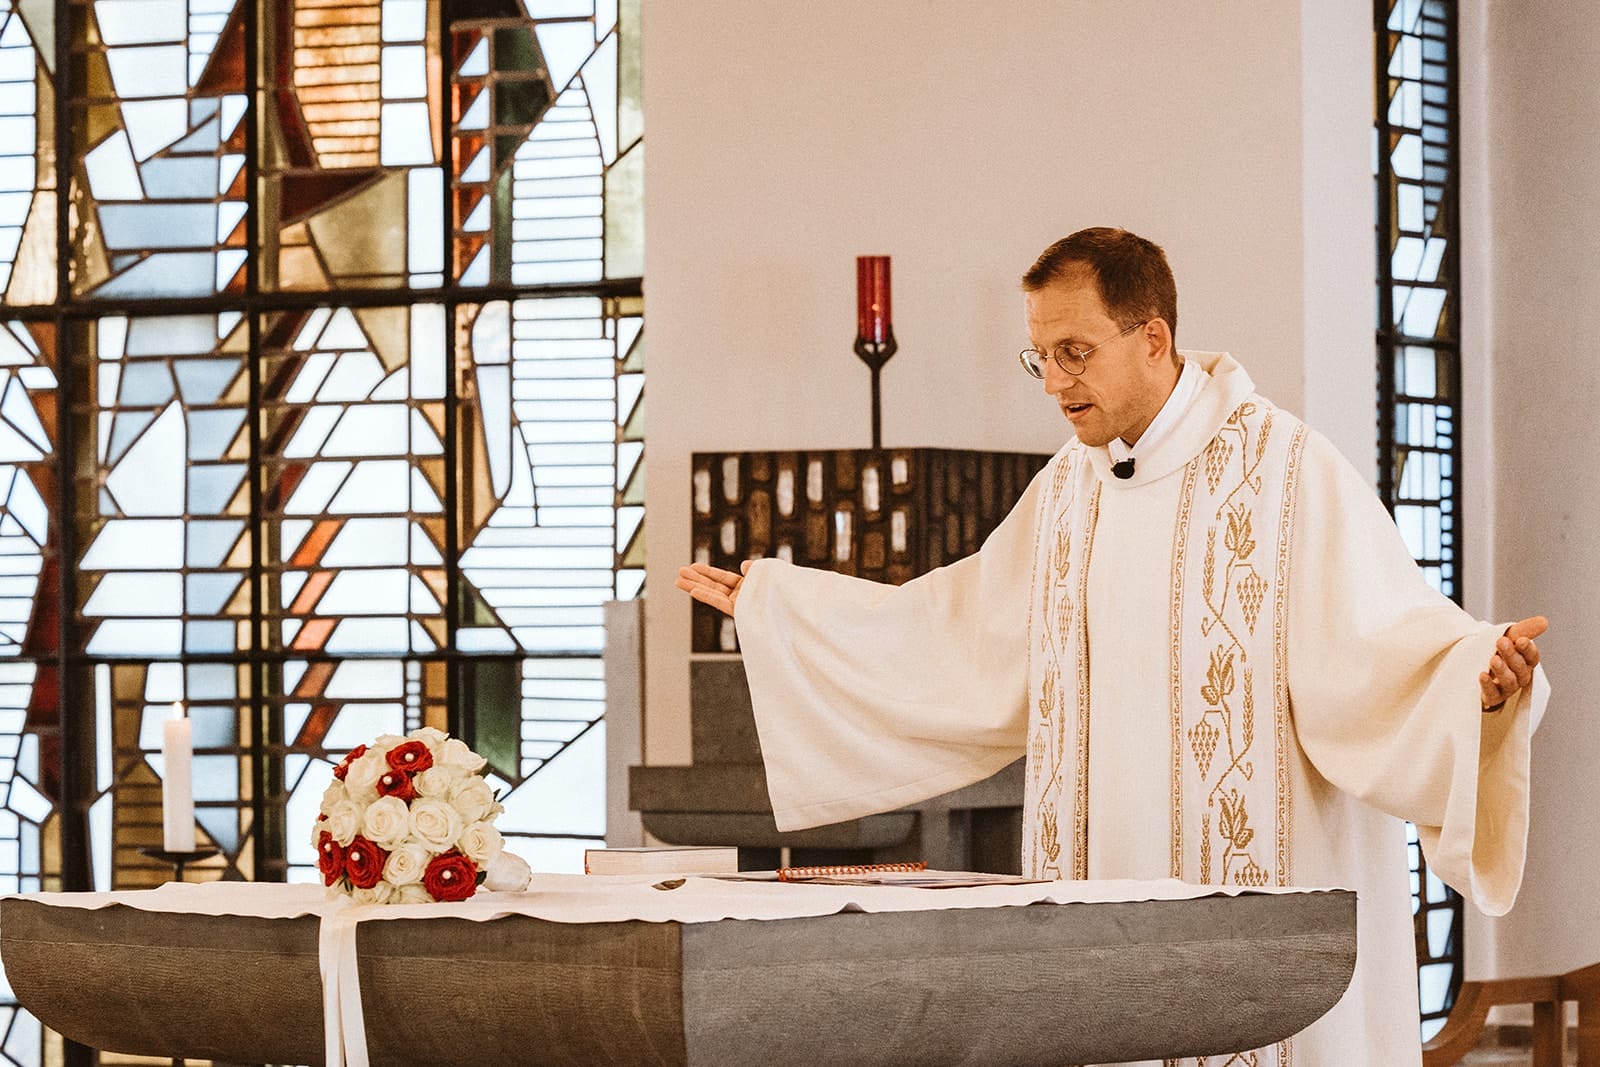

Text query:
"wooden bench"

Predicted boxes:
[[1423, 962, 1600, 1066]]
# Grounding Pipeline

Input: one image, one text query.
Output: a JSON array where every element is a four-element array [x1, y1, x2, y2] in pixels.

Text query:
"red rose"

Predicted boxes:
[[376, 769, 418, 802], [316, 830, 345, 887], [422, 850, 478, 903], [344, 835, 389, 890], [333, 744, 367, 781], [386, 740, 433, 775]]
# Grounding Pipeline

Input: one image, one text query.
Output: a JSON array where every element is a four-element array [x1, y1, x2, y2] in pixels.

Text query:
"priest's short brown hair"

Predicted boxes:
[[1022, 227, 1179, 349]]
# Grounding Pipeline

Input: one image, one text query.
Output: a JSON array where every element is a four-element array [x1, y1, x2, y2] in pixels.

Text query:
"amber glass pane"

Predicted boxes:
[[261, 0, 444, 290]]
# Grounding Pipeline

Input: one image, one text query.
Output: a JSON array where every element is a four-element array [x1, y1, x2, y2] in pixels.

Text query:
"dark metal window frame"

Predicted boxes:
[[1373, 0, 1467, 1036]]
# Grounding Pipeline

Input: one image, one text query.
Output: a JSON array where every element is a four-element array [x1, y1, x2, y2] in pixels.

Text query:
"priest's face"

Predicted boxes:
[[1024, 274, 1175, 449]]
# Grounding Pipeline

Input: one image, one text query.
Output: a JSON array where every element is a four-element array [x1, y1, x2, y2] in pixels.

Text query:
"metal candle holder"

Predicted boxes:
[[853, 329, 898, 450], [137, 845, 221, 883]]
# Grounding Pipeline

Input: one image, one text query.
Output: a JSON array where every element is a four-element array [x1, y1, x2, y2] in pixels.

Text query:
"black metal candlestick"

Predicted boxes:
[[853, 328, 898, 449], [137, 846, 220, 883]]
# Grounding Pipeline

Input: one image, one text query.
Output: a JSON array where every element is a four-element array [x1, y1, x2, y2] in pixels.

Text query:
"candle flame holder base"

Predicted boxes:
[[853, 329, 898, 449], [137, 846, 221, 884]]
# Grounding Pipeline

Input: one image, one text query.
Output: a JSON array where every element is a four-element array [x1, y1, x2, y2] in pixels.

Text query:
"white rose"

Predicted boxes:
[[408, 798, 463, 851], [373, 733, 406, 751], [484, 850, 532, 893], [409, 726, 448, 749], [362, 795, 412, 849], [412, 766, 456, 798], [456, 821, 503, 867], [349, 881, 395, 906], [382, 843, 431, 886], [393, 882, 433, 905], [449, 777, 496, 824], [321, 779, 349, 809], [343, 751, 385, 804], [439, 737, 487, 774], [325, 799, 363, 847]]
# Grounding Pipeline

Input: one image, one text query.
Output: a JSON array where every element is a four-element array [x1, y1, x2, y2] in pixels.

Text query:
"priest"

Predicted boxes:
[[677, 227, 1550, 1065]]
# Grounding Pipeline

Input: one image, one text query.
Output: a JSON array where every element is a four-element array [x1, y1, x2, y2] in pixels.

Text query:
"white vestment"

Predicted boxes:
[[734, 351, 1549, 1066]]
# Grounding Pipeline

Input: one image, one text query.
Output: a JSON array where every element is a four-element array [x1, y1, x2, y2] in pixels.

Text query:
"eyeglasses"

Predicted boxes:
[[1018, 320, 1149, 378]]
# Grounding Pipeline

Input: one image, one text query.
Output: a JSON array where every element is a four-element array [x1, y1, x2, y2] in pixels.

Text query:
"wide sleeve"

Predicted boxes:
[[1287, 432, 1549, 915], [733, 462, 1052, 831]]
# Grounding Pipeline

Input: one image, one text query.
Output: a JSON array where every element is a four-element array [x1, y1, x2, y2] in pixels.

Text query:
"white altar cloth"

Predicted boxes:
[[13, 875, 1345, 1066]]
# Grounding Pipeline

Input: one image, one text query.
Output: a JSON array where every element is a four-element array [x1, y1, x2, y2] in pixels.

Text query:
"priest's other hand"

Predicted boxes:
[[675, 561, 752, 618], [1479, 616, 1547, 711]]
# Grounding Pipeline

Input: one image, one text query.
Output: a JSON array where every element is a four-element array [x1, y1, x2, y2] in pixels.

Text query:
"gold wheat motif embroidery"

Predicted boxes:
[[1188, 405, 1278, 892], [1168, 399, 1303, 1067]]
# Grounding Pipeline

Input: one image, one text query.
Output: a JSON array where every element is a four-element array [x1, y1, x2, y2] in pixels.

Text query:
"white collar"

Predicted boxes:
[[1107, 357, 1207, 462]]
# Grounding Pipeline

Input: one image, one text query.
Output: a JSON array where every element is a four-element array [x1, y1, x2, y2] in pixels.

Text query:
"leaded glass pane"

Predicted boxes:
[[0, 3, 57, 306], [449, 7, 636, 287], [69, 0, 250, 298], [0, 318, 59, 907], [74, 314, 253, 656], [1377, 1, 1458, 605], [0, 318, 63, 1067], [453, 295, 639, 852], [260, 305, 449, 654]]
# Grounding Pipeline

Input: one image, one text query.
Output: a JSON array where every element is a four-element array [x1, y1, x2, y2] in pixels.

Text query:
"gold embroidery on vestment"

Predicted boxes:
[[1170, 458, 1200, 878], [1274, 425, 1307, 884], [1173, 403, 1303, 1067], [1188, 405, 1277, 889], [1072, 482, 1101, 880]]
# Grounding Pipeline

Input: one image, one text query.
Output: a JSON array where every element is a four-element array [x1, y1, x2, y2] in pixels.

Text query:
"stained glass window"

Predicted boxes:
[[0, 1, 640, 1060], [1375, 0, 1464, 1042]]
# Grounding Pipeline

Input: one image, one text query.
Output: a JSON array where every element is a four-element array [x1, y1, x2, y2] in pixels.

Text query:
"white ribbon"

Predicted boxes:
[[317, 899, 371, 1067], [313, 859, 524, 1067]]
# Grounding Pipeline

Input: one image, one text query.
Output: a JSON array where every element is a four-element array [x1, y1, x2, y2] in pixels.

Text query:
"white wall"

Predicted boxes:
[[1471, 0, 1600, 979], [1300, 0, 1383, 477], [642, 1, 1376, 764]]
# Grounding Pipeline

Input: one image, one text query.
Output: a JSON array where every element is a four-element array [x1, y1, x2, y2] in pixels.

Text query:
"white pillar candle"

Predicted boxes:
[[161, 703, 195, 854]]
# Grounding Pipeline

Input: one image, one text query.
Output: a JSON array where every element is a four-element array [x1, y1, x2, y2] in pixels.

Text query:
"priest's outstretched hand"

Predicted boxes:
[[1479, 616, 1547, 711], [676, 561, 752, 617]]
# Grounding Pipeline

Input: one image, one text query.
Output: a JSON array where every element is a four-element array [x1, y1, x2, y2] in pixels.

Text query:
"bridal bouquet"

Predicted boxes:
[[313, 727, 530, 904]]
